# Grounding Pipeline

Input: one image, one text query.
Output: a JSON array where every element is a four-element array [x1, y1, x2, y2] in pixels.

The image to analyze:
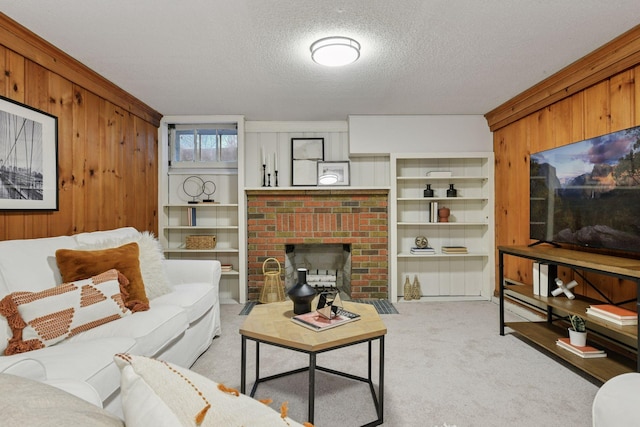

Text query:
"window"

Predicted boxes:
[[169, 124, 238, 169]]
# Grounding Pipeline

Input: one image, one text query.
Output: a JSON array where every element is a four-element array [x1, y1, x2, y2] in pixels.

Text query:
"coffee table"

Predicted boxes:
[[239, 300, 387, 426]]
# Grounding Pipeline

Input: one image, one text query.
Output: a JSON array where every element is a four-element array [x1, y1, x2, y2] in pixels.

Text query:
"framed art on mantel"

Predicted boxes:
[[0, 96, 58, 210], [291, 137, 324, 186]]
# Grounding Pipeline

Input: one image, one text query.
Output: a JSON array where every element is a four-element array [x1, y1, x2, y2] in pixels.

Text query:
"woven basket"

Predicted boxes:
[[185, 235, 216, 249]]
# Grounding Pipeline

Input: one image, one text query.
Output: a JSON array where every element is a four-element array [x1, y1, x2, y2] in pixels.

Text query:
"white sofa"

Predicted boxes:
[[0, 227, 221, 418]]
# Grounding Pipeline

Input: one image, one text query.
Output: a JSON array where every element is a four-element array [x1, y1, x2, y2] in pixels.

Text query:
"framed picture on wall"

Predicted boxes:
[[317, 161, 350, 186], [291, 137, 324, 186], [0, 96, 58, 211]]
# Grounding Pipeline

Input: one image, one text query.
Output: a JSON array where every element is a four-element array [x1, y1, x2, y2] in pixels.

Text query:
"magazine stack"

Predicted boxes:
[[586, 304, 637, 326]]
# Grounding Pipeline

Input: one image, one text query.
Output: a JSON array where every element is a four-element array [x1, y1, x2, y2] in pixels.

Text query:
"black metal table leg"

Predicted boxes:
[[499, 250, 505, 335], [379, 335, 385, 423], [309, 353, 316, 423], [240, 336, 246, 394]]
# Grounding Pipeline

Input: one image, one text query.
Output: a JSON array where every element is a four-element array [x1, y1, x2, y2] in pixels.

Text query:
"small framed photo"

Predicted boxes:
[[292, 138, 324, 186], [317, 161, 350, 186], [0, 96, 58, 210]]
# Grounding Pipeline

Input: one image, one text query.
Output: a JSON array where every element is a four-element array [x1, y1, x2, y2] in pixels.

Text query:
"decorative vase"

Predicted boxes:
[[404, 276, 413, 301], [438, 206, 450, 222], [423, 184, 434, 198], [411, 275, 421, 300], [569, 328, 587, 347], [288, 268, 316, 314], [446, 183, 457, 197]]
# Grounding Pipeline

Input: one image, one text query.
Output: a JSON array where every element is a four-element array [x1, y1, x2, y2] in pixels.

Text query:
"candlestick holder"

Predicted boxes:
[[274, 170, 278, 187], [267, 173, 271, 187], [262, 164, 266, 187]]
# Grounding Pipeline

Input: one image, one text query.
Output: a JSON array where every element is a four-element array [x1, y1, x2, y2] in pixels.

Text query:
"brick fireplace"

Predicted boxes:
[[246, 189, 389, 300]]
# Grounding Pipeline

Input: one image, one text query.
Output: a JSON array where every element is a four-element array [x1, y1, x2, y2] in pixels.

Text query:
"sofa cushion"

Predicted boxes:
[[152, 282, 216, 324], [0, 269, 130, 355], [114, 353, 305, 427], [76, 231, 172, 300], [0, 373, 124, 427], [56, 243, 150, 312], [0, 235, 76, 295], [66, 304, 189, 358]]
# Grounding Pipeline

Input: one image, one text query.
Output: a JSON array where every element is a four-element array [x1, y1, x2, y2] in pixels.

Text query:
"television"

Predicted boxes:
[[530, 125, 640, 253]]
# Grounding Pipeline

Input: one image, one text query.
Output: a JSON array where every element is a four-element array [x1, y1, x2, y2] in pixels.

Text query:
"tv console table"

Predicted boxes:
[[499, 245, 640, 382]]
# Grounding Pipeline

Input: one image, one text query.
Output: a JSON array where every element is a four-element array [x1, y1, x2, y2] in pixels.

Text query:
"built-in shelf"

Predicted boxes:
[[390, 152, 495, 302]]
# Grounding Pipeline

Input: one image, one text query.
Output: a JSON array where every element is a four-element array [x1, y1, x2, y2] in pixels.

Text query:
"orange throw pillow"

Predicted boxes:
[[56, 242, 149, 312]]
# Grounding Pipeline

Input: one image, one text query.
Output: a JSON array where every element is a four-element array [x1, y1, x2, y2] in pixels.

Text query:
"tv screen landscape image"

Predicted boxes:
[[530, 125, 640, 253]]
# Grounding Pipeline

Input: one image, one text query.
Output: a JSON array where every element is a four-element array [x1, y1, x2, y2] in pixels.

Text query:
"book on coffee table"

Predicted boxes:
[[291, 307, 361, 331]]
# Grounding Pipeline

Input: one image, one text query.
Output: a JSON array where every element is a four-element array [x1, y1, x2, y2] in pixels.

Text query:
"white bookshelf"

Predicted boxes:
[[390, 153, 495, 302]]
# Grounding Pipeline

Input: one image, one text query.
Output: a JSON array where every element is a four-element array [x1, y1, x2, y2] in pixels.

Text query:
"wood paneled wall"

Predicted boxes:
[[0, 14, 162, 241], [486, 24, 640, 304]]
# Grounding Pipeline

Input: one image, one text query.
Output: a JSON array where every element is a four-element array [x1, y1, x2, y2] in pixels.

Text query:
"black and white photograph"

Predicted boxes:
[[0, 97, 58, 210]]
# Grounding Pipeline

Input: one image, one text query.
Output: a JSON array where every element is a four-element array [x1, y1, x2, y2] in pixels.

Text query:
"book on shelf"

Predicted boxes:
[[532, 262, 549, 296], [410, 247, 436, 254], [555, 337, 607, 358], [187, 207, 197, 226], [426, 171, 452, 177], [586, 305, 638, 325], [221, 264, 233, 272], [588, 304, 637, 320], [291, 307, 361, 331], [441, 246, 468, 254], [429, 201, 438, 222]]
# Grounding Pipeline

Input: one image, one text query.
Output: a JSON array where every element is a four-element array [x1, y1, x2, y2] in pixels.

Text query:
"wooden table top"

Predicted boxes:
[[239, 299, 387, 352]]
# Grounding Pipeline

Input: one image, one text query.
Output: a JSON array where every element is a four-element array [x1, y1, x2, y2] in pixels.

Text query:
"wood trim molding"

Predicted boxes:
[[485, 23, 640, 132], [0, 13, 162, 126]]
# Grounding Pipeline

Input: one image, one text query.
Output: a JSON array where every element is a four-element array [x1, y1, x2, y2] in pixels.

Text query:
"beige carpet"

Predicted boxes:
[[191, 301, 599, 426]]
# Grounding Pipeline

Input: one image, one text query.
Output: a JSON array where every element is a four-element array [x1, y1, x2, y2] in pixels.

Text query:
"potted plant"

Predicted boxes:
[[569, 314, 587, 346]]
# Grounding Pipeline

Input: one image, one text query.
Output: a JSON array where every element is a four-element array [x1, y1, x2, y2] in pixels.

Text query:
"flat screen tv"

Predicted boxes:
[[530, 125, 640, 253]]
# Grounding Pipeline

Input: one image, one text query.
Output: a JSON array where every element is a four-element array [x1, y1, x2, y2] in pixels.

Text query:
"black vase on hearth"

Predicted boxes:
[[288, 268, 316, 314]]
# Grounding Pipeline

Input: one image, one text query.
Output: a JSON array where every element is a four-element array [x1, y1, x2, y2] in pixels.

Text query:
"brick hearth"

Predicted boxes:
[[246, 189, 389, 300]]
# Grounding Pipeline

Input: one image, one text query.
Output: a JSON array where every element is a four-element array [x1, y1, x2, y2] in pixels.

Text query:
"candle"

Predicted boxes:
[[274, 152, 278, 171], [261, 147, 265, 165]]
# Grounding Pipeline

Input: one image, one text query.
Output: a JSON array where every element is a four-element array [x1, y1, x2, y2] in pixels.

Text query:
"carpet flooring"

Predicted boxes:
[[239, 299, 399, 315], [194, 300, 599, 426]]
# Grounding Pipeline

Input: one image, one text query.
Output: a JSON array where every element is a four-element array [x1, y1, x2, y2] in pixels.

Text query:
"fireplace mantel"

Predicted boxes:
[[246, 187, 389, 197]]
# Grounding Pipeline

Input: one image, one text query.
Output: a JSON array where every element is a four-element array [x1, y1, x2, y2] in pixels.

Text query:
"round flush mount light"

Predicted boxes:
[[310, 36, 360, 67]]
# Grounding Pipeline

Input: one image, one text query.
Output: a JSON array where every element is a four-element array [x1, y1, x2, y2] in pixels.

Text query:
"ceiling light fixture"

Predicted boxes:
[[310, 36, 360, 67]]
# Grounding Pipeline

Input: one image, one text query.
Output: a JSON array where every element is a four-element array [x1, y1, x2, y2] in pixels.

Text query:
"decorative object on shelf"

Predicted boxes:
[[551, 278, 578, 299], [202, 180, 216, 203], [261, 163, 266, 187], [438, 206, 450, 222], [446, 183, 457, 197], [403, 276, 413, 301], [182, 176, 205, 204], [288, 268, 317, 314], [568, 314, 587, 347], [415, 235, 429, 249], [317, 161, 350, 186], [185, 235, 216, 249], [292, 138, 324, 186], [411, 275, 421, 300], [316, 290, 342, 319], [259, 258, 286, 304], [423, 184, 434, 197]]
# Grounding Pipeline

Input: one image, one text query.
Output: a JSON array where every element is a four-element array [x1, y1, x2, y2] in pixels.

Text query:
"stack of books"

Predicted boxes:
[[221, 264, 233, 272], [429, 201, 439, 222], [441, 246, 468, 254], [586, 304, 637, 325], [291, 307, 361, 331], [410, 247, 436, 255], [556, 337, 606, 358], [187, 207, 197, 226]]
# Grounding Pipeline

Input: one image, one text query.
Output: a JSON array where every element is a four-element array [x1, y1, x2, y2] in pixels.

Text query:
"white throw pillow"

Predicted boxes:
[[77, 231, 172, 300], [114, 353, 307, 427]]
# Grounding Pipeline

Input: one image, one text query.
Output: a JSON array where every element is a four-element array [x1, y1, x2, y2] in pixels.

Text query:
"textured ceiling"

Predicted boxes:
[[1, 1, 639, 121]]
